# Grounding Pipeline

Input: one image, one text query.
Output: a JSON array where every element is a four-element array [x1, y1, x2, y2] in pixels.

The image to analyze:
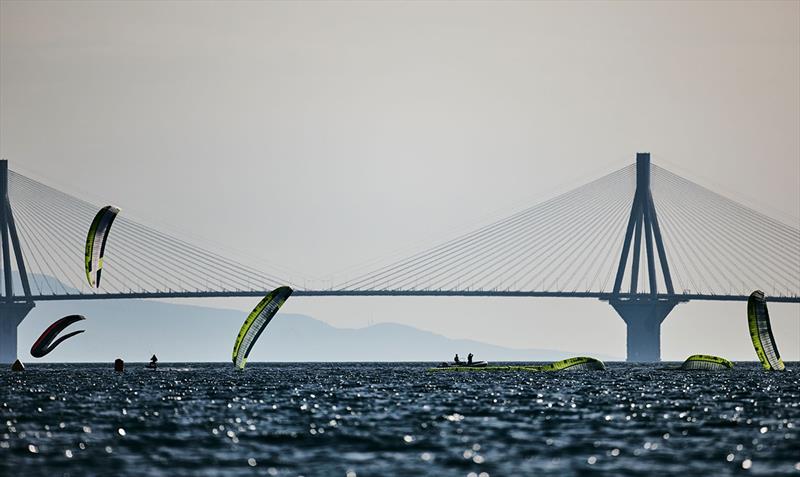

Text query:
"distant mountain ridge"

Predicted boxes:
[[18, 298, 621, 363]]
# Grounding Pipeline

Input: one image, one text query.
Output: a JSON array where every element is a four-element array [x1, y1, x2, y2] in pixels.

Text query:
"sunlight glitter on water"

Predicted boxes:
[[1, 362, 799, 476]]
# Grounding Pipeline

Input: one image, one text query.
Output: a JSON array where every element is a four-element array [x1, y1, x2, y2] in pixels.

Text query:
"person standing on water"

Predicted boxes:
[[468, 353, 473, 365], [149, 354, 158, 369], [454, 354, 461, 364]]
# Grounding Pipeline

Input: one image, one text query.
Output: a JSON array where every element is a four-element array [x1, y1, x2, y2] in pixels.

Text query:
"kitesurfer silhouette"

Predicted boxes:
[[468, 353, 473, 365], [148, 354, 158, 369]]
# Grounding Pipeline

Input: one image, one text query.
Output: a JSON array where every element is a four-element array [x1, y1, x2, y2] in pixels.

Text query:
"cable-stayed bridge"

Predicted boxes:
[[1, 154, 798, 363]]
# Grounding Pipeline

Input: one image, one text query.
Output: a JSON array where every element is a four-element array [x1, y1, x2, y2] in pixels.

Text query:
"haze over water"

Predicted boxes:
[[1, 2, 798, 475], [2, 0, 798, 360], [2, 363, 799, 476]]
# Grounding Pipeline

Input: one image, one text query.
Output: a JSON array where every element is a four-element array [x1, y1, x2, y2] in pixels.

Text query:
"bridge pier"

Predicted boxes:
[[0, 159, 35, 364], [0, 302, 34, 364], [607, 153, 681, 362], [610, 298, 679, 362]]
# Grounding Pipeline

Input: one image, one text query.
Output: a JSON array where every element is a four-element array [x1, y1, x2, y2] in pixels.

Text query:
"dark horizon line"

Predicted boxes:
[[17, 360, 796, 364]]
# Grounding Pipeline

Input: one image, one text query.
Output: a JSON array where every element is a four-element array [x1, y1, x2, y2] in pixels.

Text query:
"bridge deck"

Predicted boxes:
[[12, 290, 800, 303]]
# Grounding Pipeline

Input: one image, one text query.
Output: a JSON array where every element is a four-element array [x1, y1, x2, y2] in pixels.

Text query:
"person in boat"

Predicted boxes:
[[454, 353, 461, 365], [468, 353, 473, 365], [148, 354, 158, 369]]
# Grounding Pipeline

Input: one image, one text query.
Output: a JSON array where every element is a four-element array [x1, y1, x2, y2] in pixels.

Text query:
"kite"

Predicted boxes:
[[747, 290, 784, 371], [680, 354, 733, 370], [85, 205, 120, 287], [232, 286, 293, 369], [31, 315, 86, 358]]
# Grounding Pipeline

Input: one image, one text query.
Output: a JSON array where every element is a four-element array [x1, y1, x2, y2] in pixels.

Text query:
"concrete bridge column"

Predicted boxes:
[[610, 298, 679, 362], [0, 302, 34, 364]]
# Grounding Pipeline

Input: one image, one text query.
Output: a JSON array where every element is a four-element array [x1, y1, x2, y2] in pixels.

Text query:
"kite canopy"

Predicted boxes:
[[85, 205, 120, 287], [232, 286, 293, 369], [680, 354, 733, 370], [536, 356, 606, 372], [30, 315, 86, 358], [747, 290, 785, 371]]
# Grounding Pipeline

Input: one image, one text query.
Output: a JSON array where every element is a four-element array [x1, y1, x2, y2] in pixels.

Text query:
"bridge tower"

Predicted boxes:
[[607, 153, 683, 362], [0, 160, 35, 364]]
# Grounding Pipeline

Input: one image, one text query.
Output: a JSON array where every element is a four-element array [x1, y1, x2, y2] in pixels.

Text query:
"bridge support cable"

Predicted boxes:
[[8, 208, 55, 295], [6, 169, 300, 297], [460, 172, 630, 291], [653, 166, 800, 296], [340, 166, 633, 291], [11, 175, 186, 293], [11, 186, 160, 293], [13, 172, 195, 293], [651, 194, 719, 295], [10, 178, 163, 293], [12, 196, 106, 292], [544, 194, 633, 292], [420, 172, 631, 292], [340, 165, 636, 292], [653, 177, 764, 295], [657, 170, 772, 294], [516, 185, 632, 291], [10, 172, 287, 293], [504, 185, 628, 292]]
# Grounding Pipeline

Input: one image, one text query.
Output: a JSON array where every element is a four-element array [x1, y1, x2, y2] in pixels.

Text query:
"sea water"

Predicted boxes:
[[1, 362, 798, 476]]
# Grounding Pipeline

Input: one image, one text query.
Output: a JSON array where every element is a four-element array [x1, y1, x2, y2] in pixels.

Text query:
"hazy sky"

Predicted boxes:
[[1, 1, 798, 360]]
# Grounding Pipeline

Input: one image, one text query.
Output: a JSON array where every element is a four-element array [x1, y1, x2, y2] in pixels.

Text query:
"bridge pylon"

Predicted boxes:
[[0, 159, 35, 364], [607, 153, 683, 362]]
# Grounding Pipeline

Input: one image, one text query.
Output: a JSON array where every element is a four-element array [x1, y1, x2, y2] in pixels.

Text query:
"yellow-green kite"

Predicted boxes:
[[85, 205, 120, 288], [232, 286, 293, 369]]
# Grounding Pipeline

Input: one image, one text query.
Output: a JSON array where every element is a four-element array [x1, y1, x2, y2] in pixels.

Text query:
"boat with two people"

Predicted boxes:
[[437, 353, 488, 368]]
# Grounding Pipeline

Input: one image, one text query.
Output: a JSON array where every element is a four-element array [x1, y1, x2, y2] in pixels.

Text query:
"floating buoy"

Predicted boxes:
[[11, 359, 24, 372], [114, 358, 124, 372]]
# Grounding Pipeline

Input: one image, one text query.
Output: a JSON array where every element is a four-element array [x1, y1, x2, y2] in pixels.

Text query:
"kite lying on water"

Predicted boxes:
[[30, 315, 86, 358], [232, 286, 293, 370], [85, 205, 120, 288], [680, 354, 733, 371], [747, 290, 785, 371], [535, 356, 606, 371]]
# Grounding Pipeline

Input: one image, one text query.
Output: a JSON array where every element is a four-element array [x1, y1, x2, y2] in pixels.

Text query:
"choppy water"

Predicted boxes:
[[1, 362, 798, 476]]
